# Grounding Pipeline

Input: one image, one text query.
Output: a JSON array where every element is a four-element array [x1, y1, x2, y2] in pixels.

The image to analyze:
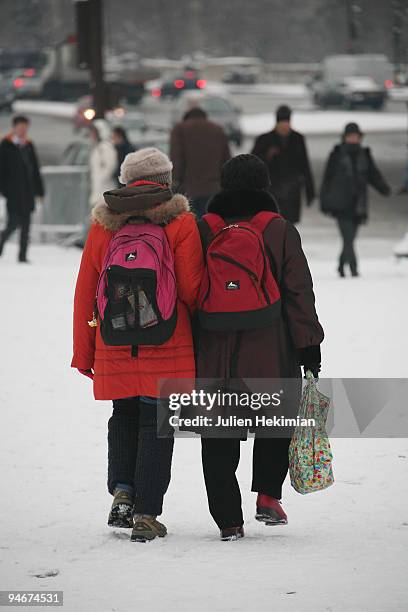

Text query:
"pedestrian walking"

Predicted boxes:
[[170, 106, 231, 218], [251, 105, 315, 223], [71, 148, 203, 542], [89, 119, 117, 207], [111, 126, 134, 187], [193, 154, 324, 541], [0, 115, 44, 262], [320, 122, 391, 277]]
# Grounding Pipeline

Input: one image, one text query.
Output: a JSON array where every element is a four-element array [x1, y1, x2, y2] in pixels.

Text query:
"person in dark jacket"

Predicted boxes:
[[170, 106, 231, 218], [320, 122, 391, 277], [111, 126, 135, 187], [251, 105, 315, 223], [0, 115, 44, 262], [195, 154, 324, 540]]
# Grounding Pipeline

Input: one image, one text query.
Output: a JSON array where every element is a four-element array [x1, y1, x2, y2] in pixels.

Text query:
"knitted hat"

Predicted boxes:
[[344, 122, 363, 136], [276, 105, 292, 122], [220, 154, 271, 191], [119, 147, 173, 186]]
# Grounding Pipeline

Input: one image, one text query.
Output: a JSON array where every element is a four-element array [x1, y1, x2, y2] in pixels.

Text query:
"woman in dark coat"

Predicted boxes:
[[195, 154, 324, 540], [251, 105, 315, 224], [320, 122, 390, 277]]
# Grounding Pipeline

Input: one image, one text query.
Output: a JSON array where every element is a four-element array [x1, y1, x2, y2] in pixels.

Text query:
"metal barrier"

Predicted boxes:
[[32, 165, 90, 242]]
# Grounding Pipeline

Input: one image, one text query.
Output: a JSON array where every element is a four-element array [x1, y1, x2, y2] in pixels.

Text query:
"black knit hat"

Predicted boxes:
[[276, 105, 292, 122], [344, 122, 363, 136], [220, 154, 271, 191]]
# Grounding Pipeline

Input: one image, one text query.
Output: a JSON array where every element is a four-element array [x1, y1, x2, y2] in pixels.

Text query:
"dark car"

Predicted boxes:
[[313, 76, 387, 110], [222, 69, 257, 85], [150, 70, 206, 99]]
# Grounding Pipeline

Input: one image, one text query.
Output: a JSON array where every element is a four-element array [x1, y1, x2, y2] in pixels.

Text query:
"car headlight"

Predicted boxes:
[[83, 108, 96, 121]]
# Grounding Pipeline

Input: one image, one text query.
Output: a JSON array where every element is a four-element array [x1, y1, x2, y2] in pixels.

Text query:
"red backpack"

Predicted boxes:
[[198, 211, 282, 331]]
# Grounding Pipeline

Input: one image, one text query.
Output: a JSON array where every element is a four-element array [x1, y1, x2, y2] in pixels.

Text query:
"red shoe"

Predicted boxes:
[[255, 494, 288, 525], [220, 526, 245, 541]]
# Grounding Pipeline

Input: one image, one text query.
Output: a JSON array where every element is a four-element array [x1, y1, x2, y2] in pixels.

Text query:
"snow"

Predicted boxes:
[[0, 227, 407, 612], [242, 110, 408, 137], [13, 100, 77, 119]]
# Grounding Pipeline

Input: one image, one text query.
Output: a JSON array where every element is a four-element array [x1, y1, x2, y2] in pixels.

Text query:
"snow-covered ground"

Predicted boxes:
[[1, 227, 407, 612]]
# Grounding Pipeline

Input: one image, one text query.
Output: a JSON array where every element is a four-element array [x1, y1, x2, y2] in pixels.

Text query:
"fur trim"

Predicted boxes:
[[92, 193, 190, 232], [207, 189, 280, 217]]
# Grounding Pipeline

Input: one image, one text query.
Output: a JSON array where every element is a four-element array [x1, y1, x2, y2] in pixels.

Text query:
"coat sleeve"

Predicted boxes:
[[30, 143, 45, 197], [299, 135, 315, 203], [280, 222, 324, 352], [173, 213, 204, 313], [71, 225, 100, 370], [221, 133, 232, 166], [251, 134, 268, 163], [366, 149, 391, 196], [0, 140, 6, 196], [170, 124, 185, 190], [319, 149, 337, 204]]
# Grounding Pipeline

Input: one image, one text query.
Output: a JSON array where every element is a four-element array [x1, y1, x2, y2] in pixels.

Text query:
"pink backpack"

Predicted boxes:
[[96, 223, 177, 352]]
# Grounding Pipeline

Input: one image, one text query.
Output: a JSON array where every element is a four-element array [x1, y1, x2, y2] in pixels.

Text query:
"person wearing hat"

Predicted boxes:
[[194, 154, 324, 540], [71, 148, 203, 542], [320, 122, 391, 277], [251, 105, 315, 223]]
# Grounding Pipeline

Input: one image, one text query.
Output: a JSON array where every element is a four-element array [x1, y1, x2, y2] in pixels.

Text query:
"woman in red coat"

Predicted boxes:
[[72, 148, 203, 542]]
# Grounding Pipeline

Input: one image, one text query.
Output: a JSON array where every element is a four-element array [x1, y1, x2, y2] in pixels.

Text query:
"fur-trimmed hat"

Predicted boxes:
[[119, 147, 173, 186]]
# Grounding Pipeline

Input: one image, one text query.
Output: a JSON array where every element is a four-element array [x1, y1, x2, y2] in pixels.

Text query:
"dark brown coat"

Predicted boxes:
[[251, 129, 315, 224], [170, 117, 231, 199], [196, 189, 324, 382]]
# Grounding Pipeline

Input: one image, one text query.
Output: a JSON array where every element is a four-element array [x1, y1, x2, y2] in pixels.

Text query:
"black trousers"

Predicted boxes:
[[337, 217, 359, 272], [201, 437, 291, 529], [107, 397, 174, 516], [0, 210, 31, 260]]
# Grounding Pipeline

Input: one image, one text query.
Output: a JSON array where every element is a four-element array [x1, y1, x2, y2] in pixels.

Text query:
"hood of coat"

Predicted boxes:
[[207, 188, 280, 218], [92, 192, 191, 232]]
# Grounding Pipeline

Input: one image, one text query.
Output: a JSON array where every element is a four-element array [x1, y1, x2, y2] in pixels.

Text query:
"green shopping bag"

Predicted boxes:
[[289, 370, 334, 494]]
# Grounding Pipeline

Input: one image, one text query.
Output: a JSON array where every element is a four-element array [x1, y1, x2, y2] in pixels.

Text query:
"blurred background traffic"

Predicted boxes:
[[0, 0, 407, 251]]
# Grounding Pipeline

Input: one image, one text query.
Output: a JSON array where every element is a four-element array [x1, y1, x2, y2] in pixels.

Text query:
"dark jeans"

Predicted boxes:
[[201, 437, 291, 529], [337, 217, 360, 272], [107, 397, 174, 516], [190, 194, 213, 219], [0, 211, 31, 260]]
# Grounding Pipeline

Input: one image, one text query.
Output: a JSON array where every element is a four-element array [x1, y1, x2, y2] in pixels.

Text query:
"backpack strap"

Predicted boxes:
[[251, 211, 282, 286], [202, 213, 227, 236], [250, 211, 282, 233]]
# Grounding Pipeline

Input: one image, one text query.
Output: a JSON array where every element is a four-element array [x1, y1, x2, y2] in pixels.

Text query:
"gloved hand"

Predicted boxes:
[[298, 345, 321, 379], [78, 368, 94, 380], [302, 364, 321, 379]]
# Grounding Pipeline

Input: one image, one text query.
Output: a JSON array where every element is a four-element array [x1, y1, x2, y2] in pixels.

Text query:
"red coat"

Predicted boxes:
[[71, 194, 203, 400]]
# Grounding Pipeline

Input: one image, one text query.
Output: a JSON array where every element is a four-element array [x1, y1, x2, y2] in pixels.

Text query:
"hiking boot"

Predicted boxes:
[[255, 494, 288, 526], [131, 515, 167, 542], [108, 489, 134, 528], [220, 526, 245, 541]]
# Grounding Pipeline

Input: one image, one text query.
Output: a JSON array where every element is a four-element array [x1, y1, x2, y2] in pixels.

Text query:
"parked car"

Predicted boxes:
[[0, 71, 16, 111], [148, 69, 206, 99], [313, 76, 387, 110], [310, 54, 392, 110], [222, 69, 257, 85], [172, 92, 242, 146]]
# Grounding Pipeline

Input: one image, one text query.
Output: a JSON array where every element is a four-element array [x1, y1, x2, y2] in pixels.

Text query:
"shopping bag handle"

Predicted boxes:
[[305, 370, 318, 382]]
